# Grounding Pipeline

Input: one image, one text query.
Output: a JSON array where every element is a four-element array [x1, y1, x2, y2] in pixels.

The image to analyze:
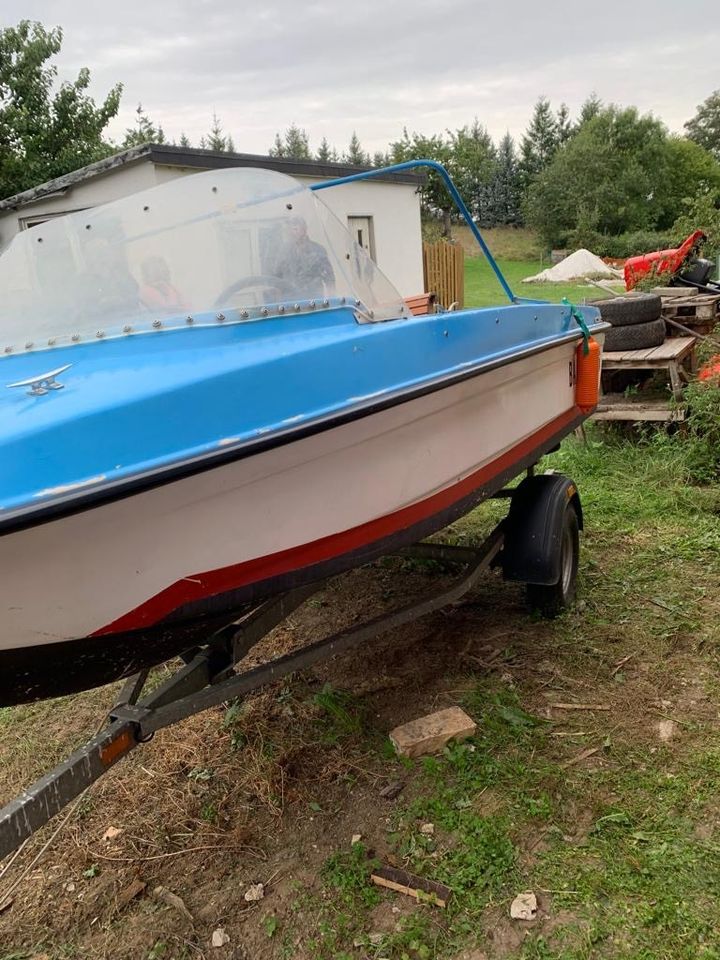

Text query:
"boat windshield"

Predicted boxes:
[[0, 168, 408, 355]]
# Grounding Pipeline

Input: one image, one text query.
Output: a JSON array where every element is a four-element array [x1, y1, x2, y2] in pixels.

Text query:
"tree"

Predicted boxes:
[[447, 120, 497, 224], [316, 137, 335, 162], [672, 189, 720, 260], [685, 90, 720, 160], [556, 103, 572, 145], [518, 97, 559, 189], [206, 112, 231, 151], [390, 128, 453, 235], [343, 131, 370, 166], [577, 93, 602, 128], [488, 133, 522, 226], [372, 150, 388, 168], [122, 103, 165, 147], [178, 132, 191, 148], [0, 20, 121, 199], [269, 124, 311, 159], [524, 106, 720, 246]]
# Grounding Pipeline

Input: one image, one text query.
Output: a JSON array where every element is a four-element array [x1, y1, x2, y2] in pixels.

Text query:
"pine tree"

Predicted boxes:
[[206, 112, 229, 151], [178, 132, 191, 148], [557, 103, 572, 145], [344, 132, 370, 166], [122, 103, 165, 147], [372, 150, 388, 167], [226, 134, 235, 153], [283, 124, 311, 159], [519, 97, 559, 189], [268, 125, 310, 159], [578, 93, 602, 128], [316, 137, 333, 162], [269, 132, 285, 157], [489, 133, 521, 225]]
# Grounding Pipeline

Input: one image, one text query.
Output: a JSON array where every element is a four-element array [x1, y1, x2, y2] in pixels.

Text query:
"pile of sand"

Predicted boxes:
[[522, 249, 623, 283]]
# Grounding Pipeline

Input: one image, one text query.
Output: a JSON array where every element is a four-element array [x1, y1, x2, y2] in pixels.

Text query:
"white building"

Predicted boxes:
[[0, 144, 424, 296]]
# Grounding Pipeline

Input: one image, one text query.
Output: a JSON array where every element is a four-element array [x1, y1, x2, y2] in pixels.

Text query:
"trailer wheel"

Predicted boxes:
[[525, 503, 579, 618]]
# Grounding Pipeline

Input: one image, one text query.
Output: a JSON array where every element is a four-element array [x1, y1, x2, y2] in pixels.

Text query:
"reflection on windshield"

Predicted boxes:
[[0, 168, 407, 355]]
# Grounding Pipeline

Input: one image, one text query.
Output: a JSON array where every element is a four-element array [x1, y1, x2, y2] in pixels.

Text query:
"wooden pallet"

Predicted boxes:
[[661, 293, 719, 322], [594, 336, 696, 423], [594, 394, 685, 423]]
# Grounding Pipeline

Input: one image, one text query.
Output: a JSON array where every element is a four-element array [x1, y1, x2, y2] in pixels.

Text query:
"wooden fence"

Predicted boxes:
[[422, 241, 464, 309]]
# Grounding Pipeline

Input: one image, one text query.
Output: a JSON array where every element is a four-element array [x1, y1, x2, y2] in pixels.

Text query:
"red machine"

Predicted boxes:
[[624, 230, 707, 290]]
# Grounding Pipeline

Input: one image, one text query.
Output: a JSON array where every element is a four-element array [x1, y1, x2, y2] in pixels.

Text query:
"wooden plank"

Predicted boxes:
[[655, 287, 698, 297], [603, 336, 696, 368], [370, 866, 452, 908], [642, 337, 696, 362]]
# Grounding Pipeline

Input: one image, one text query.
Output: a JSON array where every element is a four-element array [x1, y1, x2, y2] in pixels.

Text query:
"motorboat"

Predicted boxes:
[[0, 161, 605, 706]]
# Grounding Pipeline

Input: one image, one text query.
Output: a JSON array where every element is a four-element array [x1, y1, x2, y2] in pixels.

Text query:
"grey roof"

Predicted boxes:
[[0, 143, 423, 212]]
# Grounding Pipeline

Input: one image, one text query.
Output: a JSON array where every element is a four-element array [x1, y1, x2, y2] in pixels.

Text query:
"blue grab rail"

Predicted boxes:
[[310, 159, 516, 304]]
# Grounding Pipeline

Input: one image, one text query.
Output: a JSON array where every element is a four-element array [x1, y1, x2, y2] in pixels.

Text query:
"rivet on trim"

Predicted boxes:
[[216, 313, 225, 322], [294, 303, 301, 312], [152, 319, 162, 329], [186, 316, 194, 325], [4, 346, 13, 354], [278, 305, 286, 313], [123, 325, 133, 333], [25, 341, 34, 350], [96, 330, 105, 338], [47, 337, 56, 346], [323, 298, 329, 307], [72, 334, 80, 342], [309, 300, 316, 309], [261, 308, 269, 317], [241, 310, 249, 319]]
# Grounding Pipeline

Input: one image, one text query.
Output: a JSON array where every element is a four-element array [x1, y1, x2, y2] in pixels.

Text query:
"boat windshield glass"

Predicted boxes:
[[0, 168, 408, 354]]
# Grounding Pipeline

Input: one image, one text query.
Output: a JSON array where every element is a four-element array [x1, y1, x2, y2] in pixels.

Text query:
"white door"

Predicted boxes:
[[348, 216, 375, 261]]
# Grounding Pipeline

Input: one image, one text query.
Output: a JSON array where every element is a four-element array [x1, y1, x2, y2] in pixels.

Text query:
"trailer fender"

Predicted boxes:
[[502, 474, 582, 586]]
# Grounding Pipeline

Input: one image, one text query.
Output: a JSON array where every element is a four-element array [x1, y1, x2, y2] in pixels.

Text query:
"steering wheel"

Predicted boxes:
[[214, 275, 298, 309]]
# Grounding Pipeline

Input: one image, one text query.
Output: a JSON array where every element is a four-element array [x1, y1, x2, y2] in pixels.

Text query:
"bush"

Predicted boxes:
[[556, 229, 673, 259], [671, 190, 720, 261], [682, 379, 720, 483]]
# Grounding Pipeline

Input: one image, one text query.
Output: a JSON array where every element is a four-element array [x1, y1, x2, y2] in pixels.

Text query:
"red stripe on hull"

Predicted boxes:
[[96, 407, 580, 635]]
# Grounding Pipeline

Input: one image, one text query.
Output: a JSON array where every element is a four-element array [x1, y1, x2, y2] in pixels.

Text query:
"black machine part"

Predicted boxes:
[[502, 473, 583, 588], [674, 258, 720, 295]]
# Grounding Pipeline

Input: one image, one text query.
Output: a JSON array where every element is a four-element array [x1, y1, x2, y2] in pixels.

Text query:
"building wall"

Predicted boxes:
[[0, 160, 424, 296]]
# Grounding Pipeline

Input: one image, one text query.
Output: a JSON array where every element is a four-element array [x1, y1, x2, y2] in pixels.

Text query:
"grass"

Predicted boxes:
[[1, 433, 719, 956], [464, 255, 622, 308], [295, 431, 720, 959]]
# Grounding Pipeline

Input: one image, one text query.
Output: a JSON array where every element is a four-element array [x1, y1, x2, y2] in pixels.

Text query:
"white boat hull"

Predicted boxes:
[[2, 341, 580, 650]]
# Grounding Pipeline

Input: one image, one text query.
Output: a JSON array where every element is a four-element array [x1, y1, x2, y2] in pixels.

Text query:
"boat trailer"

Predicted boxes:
[[0, 471, 581, 863]]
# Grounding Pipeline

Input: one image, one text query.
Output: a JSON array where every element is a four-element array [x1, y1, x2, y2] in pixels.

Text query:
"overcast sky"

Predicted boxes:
[[7, 1, 720, 156]]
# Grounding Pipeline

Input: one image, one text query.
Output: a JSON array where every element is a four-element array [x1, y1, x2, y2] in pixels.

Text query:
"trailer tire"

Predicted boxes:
[[587, 293, 661, 326], [604, 317, 666, 351], [526, 503, 579, 618]]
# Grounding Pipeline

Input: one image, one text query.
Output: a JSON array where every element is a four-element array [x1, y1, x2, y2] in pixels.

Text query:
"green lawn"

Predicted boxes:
[[464, 256, 623, 308]]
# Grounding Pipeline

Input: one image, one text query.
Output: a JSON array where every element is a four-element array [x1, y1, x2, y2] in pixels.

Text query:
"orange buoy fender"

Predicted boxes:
[[575, 336, 601, 413]]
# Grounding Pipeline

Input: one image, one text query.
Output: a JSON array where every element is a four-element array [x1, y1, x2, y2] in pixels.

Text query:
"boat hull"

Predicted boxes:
[[1, 339, 586, 704]]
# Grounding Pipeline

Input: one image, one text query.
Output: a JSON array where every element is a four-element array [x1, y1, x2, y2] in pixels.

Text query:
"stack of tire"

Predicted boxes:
[[587, 293, 665, 351]]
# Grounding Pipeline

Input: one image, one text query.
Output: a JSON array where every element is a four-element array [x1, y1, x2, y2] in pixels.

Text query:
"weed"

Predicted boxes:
[[320, 843, 380, 908], [312, 683, 363, 741]]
